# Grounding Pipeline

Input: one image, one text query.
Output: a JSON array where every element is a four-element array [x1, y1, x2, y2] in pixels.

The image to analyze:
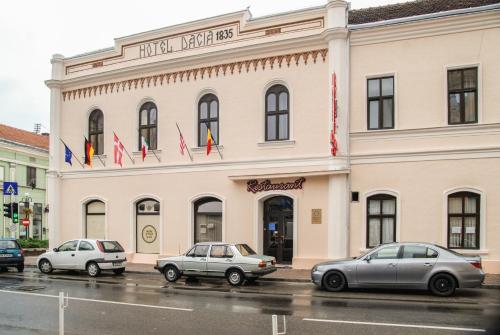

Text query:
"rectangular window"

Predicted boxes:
[[27, 166, 36, 188], [367, 76, 394, 130], [33, 203, 42, 240], [367, 195, 396, 248], [448, 192, 480, 249], [448, 68, 478, 125]]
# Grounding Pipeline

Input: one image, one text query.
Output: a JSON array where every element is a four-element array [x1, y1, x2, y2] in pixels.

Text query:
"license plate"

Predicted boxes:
[[0, 254, 12, 258], [112, 262, 122, 266]]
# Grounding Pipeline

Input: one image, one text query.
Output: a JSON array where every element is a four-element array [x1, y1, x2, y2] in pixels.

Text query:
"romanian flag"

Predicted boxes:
[[84, 137, 94, 167], [206, 128, 213, 156]]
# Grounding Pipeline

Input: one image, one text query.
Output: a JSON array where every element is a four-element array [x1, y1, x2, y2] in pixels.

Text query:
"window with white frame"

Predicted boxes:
[[367, 194, 396, 248], [448, 192, 480, 249]]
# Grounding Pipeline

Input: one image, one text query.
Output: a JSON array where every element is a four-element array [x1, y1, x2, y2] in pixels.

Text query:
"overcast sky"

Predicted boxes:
[[0, 0, 409, 132]]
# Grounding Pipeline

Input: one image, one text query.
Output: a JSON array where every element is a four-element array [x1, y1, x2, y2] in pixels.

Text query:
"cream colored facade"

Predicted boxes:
[[47, 1, 500, 272]]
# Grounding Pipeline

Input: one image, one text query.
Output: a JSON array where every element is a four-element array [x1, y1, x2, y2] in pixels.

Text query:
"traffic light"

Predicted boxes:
[[12, 202, 19, 224], [3, 203, 12, 218]]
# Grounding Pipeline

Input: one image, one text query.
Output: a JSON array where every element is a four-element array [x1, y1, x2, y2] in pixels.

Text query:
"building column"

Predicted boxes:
[[45, 54, 64, 248], [325, 0, 350, 259]]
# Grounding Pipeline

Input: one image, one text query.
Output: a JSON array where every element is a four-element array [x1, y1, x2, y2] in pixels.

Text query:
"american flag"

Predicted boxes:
[[179, 133, 187, 155]]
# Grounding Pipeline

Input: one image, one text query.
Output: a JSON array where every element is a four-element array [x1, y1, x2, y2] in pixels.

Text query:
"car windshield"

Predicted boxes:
[[0, 241, 18, 249], [235, 244, 256, 256]]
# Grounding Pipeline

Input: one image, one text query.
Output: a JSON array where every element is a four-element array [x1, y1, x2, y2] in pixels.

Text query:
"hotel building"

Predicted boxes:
[[46, 0, 500, 272]]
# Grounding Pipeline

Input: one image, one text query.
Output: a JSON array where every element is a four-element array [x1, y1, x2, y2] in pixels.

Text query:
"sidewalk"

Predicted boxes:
[[24, 256, 500, 288]]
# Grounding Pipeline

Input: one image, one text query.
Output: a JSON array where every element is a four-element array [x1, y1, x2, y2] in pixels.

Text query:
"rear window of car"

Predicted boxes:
[[235, 244, 256, 256], [99, 241, 124, 253], [0, 241, 19, 249]]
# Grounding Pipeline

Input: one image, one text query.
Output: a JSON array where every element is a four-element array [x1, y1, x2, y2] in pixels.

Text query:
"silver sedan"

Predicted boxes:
[[155, 242, 276, 286], [311, 242, 485, 296]]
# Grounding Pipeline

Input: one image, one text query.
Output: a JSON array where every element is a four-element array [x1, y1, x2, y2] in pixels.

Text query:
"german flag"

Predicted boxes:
[[84, 137, 94, 167]]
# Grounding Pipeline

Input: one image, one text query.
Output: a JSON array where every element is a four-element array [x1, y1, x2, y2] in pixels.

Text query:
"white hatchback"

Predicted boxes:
[[37, 239, 127, 277]]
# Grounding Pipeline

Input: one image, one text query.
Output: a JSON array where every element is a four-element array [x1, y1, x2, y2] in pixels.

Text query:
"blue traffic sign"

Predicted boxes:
[[2, 182, 18, 195]]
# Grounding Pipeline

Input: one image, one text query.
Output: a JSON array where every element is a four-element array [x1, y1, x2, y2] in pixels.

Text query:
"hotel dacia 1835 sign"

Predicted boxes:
[[246, 177, 306, 194], [139, 25, 236, 59]]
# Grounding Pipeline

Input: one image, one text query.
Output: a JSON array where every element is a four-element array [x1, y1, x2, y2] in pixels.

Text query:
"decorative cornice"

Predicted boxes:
[[321, 27, 349, 41], [61, 48, 328, 101], [45, 79, 63, 89], [349, 9, 500, 46]]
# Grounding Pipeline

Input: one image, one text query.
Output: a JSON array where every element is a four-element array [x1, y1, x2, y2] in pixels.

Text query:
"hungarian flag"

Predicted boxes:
[[141, 136, 148, 161], [113, 133, 124, 167], [84, 137, 94, 167], [206, 128, 213, 156]]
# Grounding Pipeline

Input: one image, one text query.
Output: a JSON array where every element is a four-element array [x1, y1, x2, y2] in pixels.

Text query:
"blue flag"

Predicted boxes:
[[64, 144, 72, 166]]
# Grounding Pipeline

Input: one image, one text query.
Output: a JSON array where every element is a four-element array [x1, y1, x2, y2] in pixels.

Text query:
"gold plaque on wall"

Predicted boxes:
[[311, 209, 322, 224]]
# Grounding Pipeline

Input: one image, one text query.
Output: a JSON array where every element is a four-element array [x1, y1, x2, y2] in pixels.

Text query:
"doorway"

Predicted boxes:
[[263, 196, 293, 264]]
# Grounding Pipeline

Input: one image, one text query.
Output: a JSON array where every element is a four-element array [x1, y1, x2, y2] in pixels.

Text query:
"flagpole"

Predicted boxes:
[[59, 138, 84, 168], [204, 121, 223, 159], [151, 150, 161, 163], [113, 131, 135, 164], [175, 123, 193, 161]]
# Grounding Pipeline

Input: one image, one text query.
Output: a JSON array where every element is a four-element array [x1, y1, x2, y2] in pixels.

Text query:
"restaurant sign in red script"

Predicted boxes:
[[247, 177, 306, 193]]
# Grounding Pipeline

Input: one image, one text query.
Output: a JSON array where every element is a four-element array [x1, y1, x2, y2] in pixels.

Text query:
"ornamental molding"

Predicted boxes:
[[61, 48, 328, 101], [349, 9, 500, 46]]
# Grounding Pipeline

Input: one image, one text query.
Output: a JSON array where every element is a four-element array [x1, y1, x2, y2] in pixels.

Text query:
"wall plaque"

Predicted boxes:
[[246, 177, 306, 194], [141, 225, 158, 244], [311, 209, 322, 224]]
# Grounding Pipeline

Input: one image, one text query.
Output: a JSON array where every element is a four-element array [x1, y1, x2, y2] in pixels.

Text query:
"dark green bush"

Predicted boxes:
[[17, 239, 49, 249]]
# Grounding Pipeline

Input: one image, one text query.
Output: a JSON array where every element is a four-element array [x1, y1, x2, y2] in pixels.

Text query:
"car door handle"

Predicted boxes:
[[424, 263, 433, 267], [388, 263, 396, 267], [199, 258, 206, 261], [225, 259, 233, 262], [71, 254, 75, 257]]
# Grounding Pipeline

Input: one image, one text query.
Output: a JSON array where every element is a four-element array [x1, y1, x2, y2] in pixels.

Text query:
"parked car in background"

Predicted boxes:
[[37, 239, 126, 277], [0, 239, 24, 272], [155, 242, 276, 286], [311, 242, 485, 296]]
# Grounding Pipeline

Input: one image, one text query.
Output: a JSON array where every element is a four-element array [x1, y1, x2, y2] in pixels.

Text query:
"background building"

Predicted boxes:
[[47, 0, 500, 272], [0, 124, 49, 239]]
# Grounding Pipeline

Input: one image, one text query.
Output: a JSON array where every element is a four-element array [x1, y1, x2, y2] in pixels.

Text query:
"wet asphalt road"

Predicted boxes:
[[0, 268, 499, 335]]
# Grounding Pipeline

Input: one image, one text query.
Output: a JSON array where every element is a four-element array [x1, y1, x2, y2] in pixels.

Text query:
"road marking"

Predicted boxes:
[[303, 318, 486, 332], [0, 289, 193, 312]]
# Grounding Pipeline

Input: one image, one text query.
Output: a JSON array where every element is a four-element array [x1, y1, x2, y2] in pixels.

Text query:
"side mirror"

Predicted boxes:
[[364, 255, 371, 262], [53, 248, 59, 252]]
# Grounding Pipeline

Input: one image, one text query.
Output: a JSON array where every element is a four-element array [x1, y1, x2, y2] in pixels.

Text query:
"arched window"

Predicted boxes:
[[139, 102, 157, 150], [198, 94, 219, 147], [89, 109, 104, 155], [367, 194, 396, 248], [194, 197, 222, 243], [85, 200, 105, 239], [448, 192, 480, 249], [265, 85, 289, 141], [136, 198, 160, 254]]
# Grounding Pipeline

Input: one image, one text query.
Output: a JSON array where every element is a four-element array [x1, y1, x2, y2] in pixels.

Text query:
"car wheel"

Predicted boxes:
[[112, 268, 125, 275], [17, 264, 24, 273], [322, 270, 347, 292], [38, 259, 53, 274], [86, 262, 101, 277], [430, 273, 456, 297], [164, 266, 180, 283], [227, 269, 244, 286]]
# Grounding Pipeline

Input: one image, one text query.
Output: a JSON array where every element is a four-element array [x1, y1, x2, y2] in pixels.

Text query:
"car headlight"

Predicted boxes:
[[312, 265, 318, 273]]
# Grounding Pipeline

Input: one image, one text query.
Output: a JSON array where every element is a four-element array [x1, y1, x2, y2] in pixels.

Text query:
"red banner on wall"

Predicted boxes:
[[330, 73, 338, 156]]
